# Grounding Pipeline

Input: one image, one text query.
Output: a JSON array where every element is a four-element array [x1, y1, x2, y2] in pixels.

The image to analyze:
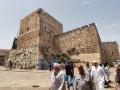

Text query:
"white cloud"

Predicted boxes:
[[80, 0, 95, 5], [97, 22, 120, 52], [81, 1, 90, 5], [98, 22, 120, 36], [104, 23, 120, 31]]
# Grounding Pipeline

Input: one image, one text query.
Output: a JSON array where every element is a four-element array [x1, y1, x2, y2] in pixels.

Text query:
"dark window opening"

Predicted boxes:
[[112, 52, 114, 55], [27, 27, 29, 32], [44, 26, 47, 30]]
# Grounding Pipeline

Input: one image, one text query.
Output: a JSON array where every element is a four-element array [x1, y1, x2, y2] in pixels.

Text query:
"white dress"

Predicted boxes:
[[91, 66, 108, 90]]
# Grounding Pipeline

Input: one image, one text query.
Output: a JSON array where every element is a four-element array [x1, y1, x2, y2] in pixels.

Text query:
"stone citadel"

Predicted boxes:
[[8, 8, 119, 68]]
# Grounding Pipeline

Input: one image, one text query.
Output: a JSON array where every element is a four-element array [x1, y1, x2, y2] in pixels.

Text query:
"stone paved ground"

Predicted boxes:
[[0, 66, 115, 90]]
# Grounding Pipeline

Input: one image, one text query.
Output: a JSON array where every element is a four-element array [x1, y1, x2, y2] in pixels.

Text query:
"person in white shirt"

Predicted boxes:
[[74, 65, 92, 90], [50, 63, 66, 90], [90, 61, 109, 90]]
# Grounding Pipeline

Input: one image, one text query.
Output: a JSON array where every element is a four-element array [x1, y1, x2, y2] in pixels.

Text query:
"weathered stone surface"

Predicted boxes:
[[55, 23, 101, 53], [8, 8, 119, 68], [17, 8, 63, 50], [8, 8, 63, 69], [101, 42, 119, 64], [8, 47, 38, 69], [54, 23, 102, 62], [0, 49, 10, 65]]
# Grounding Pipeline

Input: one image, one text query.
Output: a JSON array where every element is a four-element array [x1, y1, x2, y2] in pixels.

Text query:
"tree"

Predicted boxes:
[[54, 53, 70, 64]]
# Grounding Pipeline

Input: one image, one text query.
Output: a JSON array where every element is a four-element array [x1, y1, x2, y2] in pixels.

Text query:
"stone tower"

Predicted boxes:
[[8, 8, 63, 68], [18, 8, 63, 49]]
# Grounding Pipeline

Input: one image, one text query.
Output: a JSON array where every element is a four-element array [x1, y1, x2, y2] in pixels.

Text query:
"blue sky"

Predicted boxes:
[[0, 0, 120, 51]]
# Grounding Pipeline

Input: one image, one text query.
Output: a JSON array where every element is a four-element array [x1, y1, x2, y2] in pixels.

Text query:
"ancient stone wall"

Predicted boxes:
[[55, 23, 101, 53], [39, 10, 63, 49], [71, 53, 101, 63], [101, 42, 119, 63], [9, 8, 63, 68], [8, 8, 120, 67], [54, 23, 102, 62], [17, 9, 41, 49], [40, 11, 63, 35], [8, 47, 39, 69], [0, 49, 10, 65]]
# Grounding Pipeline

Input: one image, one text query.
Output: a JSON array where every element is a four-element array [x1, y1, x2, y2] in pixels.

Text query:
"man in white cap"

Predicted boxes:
[[50, 63, 66, 90], [90, 61, 109, 90]]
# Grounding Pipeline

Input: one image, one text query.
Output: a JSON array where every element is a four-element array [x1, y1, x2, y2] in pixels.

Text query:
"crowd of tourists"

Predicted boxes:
[[4, 59, 120, 90], [49, 61, 120, 90]]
